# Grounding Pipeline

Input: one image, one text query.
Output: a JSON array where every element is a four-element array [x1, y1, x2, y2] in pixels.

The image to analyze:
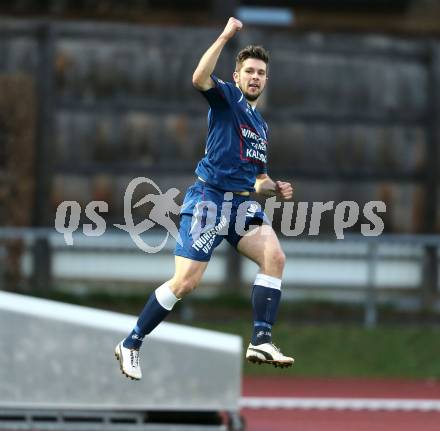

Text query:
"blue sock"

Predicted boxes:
[[251, 278, 281, 345], [123, 283, 179, 349]]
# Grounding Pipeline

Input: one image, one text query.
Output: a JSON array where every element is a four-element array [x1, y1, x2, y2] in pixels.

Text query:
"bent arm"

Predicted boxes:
[[255, 174, 293, 200], [255, 174, 276, 197], [192, 17, 243, 91]]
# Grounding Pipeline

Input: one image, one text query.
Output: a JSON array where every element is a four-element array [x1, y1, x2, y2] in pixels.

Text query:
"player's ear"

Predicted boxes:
[[233, 70, 239, 83]]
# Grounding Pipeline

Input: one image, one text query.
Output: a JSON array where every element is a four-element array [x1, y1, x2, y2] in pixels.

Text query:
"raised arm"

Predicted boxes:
[[192, 17, 243, 91]]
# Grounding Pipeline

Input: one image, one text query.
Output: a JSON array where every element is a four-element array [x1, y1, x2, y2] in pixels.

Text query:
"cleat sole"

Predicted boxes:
[[247, 355, 294, 369]]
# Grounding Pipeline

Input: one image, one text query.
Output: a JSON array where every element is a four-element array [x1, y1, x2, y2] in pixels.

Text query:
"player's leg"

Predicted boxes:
[[116, 180, 226, 379], [236, 224, 294, 367], [123, 256, 208, 349], [237, 225, 285, 346], [115, 256, 208, 380]]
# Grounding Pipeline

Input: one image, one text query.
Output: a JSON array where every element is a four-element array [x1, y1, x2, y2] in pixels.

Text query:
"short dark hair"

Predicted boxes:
[[235, 45, 269, 71]]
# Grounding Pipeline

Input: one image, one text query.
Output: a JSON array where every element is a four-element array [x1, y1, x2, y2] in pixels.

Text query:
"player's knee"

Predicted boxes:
[[277, 250, 286, 271], [268, 249, 286, 274], [170, 277, 199, 298]]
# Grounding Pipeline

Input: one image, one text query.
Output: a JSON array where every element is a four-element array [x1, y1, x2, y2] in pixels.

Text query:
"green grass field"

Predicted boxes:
[[194, 321, 440, 379]]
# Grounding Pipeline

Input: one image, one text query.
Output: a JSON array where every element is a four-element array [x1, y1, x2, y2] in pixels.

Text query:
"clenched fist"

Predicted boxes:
[[220, 17, 243, 40], [275, 181, 293, 200]]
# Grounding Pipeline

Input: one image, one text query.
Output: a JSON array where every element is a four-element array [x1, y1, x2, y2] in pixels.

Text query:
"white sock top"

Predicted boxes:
[[254, 273, 282, 290], [155, 282, 180, 311]]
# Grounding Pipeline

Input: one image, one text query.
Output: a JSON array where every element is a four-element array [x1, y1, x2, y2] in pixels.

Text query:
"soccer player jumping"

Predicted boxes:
[[115, 17, 294, 380]]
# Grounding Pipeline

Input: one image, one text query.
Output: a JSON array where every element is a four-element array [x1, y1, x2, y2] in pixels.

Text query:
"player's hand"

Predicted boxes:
[[275, 181, 293, 200], [220, 17, 243, 40]]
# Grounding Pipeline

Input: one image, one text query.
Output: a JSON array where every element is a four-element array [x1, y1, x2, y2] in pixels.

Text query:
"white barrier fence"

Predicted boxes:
[[1, 228, 439, 327]]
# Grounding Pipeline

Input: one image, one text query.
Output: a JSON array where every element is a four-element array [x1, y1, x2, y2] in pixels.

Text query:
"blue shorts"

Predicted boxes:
[[174, 180, 268, 262]]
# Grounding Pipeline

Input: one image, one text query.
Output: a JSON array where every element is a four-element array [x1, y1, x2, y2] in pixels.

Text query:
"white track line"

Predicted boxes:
[[240, 397, 440, 412]]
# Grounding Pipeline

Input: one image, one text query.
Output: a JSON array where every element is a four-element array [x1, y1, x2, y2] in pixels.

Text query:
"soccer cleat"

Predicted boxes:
[[114, 340, 142, 380], [246, 342, 294, 368]]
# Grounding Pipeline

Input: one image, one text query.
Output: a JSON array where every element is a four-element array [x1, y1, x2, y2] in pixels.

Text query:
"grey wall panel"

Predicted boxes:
[[0, 292, 242, 412]]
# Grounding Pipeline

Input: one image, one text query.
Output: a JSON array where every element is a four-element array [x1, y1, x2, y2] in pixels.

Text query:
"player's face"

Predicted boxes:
[[233, 58, 268, 102]]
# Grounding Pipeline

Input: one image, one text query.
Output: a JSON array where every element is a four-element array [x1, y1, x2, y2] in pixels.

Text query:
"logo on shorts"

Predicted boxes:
[[246, 203, 260, 217], [191, 216, 228, 254]]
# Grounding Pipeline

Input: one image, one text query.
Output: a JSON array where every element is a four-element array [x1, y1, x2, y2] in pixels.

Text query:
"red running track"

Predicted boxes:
[[241, 377, 440, 431]]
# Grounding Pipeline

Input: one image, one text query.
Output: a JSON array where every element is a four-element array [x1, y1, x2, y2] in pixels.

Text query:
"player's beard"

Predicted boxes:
[[239, 85, 263, 102], [243, 91, 260, 101]]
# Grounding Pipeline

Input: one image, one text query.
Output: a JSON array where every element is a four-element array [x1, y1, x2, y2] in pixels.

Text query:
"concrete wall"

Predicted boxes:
[[0, 291, 242, 412]]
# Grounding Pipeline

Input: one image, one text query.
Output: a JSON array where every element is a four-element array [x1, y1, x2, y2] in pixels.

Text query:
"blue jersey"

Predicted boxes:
[[195, 75, 268, 192]]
